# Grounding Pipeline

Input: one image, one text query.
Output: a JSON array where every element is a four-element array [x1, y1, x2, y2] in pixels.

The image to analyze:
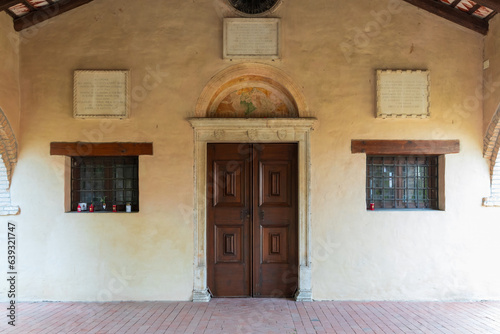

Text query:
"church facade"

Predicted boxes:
[[0, 0, 500, 302]]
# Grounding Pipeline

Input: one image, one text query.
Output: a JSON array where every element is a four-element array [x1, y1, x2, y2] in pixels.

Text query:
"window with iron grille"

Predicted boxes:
[[71, 156, 139, 212], [366, 156, 438, 210]]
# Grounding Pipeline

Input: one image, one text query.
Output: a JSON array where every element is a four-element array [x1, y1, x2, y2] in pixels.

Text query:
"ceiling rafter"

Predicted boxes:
[[0, 0, 497, 34], [468, 3, 483, 13], [12, 0, 94, 31], [403, 0, 489, 34], [21, 0, 35, 11], [475, 0, 500, 13], [0, 0, 21, 12], [485, 9, 497, 18], [5, 8, 16, 18]]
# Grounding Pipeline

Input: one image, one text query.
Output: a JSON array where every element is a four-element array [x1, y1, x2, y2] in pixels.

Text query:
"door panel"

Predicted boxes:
[[259, 161, 292, 206], [207, 143, 297, 298], [207, 144, 251, 297], [261, 225, 289, 263], [215, 225, 243, 263], [253, 144, 298, 297], [212, 160, 246, 207]]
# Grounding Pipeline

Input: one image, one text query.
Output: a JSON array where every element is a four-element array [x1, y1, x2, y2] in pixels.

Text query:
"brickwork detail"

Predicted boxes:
[[0, 108, 19, 215], [483, 106, 500, 162], [483, 105, 500, 206]]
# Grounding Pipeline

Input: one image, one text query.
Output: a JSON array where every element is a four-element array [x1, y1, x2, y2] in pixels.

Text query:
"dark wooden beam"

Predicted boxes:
[[485, 10, 497, 20], [21, 0, 35, 11], [5, 8, 17, 18], [0, 0, 20, 11], [13, 0, 94, 31], [402, 0, 489, 35], [468, 4, 482, 14], [475, 0, 500, 13], [351, 140, 460, 155], [50, 142, 153, 157]]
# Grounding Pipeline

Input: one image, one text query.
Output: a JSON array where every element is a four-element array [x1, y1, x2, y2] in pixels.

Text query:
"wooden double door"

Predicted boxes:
[[207, 143, 298, 297]]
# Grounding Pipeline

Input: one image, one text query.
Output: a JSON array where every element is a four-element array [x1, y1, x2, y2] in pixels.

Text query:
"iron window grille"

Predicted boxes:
[[71, 156, 139, 212], [366, 156, 438, 210]]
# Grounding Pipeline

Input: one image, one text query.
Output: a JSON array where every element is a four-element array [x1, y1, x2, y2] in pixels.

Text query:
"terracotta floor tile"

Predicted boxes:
[[0, 299, 498, 333]]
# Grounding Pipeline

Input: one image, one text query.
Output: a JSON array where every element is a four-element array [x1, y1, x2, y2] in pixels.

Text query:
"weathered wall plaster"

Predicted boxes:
[[1, 0, 500, 302]]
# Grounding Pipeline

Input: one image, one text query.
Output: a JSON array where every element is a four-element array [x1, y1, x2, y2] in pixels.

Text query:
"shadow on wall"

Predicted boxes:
[[0, 107, 19, 216]]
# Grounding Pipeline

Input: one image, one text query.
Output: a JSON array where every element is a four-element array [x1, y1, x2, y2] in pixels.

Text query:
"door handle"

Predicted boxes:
[[240, 209, 250, 220]]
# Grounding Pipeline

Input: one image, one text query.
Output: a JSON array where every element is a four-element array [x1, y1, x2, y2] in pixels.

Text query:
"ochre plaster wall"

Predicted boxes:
[[2, 0, 500, 301], [484, 15, 500, 134], [0, 13, 20, 138]]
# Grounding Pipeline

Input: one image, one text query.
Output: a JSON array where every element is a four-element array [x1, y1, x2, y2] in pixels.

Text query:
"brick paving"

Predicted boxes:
[[0, 299, 499, 333]]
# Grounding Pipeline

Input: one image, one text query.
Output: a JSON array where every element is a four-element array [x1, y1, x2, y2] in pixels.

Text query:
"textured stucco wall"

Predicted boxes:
[[1, 0, 500, 302], [0, 14, 20, 137], [484, 15, 500, 134]]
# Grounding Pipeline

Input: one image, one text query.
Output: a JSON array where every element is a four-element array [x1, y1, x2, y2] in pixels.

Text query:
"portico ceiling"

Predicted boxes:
[[0, 0, 93, 31], [403, 0, 498, 34], [0, 0, 497, 35]]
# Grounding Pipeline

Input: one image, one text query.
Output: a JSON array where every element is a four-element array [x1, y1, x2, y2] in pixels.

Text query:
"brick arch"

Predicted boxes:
[[483, 103, 500, 206], [195, 63, 309, 118], [0, 107, 19, 215]]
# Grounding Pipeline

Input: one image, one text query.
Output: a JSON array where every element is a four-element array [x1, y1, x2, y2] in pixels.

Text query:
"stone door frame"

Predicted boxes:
[[189, 118, 316, 302]]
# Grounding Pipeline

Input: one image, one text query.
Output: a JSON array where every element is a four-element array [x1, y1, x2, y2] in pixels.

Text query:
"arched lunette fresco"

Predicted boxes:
[[195, 63, 309, 118]]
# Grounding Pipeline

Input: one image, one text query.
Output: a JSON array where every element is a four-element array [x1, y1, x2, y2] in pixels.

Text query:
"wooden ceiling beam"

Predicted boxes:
[[21, 0, 35, 11], [13, 0, 94, 31], [485, 10, 497, 19], [468, 4, 482, 14], [5, 8, 17, 18], [403, 0, 489, 35], [475, 0, 500, 13], [0, 0, 21, 11]]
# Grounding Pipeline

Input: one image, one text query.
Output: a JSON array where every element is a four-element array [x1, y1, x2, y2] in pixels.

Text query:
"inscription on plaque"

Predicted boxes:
[[223, 18, 281, 59], [376, 70, 430, 118], [74, 70, 129, 118]]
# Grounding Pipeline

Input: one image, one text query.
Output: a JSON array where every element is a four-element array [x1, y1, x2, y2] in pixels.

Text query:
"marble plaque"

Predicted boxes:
[[376, 70, 430, 118], [223, 18, 281, 59], [74, 70, 129, 118]]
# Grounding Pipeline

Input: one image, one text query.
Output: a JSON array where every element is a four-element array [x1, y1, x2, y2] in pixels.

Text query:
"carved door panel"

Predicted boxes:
[[207, 144, 251, 297], [252, 144, 298, 297], [207, 143, 297, 298]]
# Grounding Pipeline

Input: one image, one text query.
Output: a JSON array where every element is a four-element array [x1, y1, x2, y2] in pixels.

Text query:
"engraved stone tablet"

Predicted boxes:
[[74, 70, 129, 119], [223, 18, 281, 59], [376, 70, 430, 118]]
